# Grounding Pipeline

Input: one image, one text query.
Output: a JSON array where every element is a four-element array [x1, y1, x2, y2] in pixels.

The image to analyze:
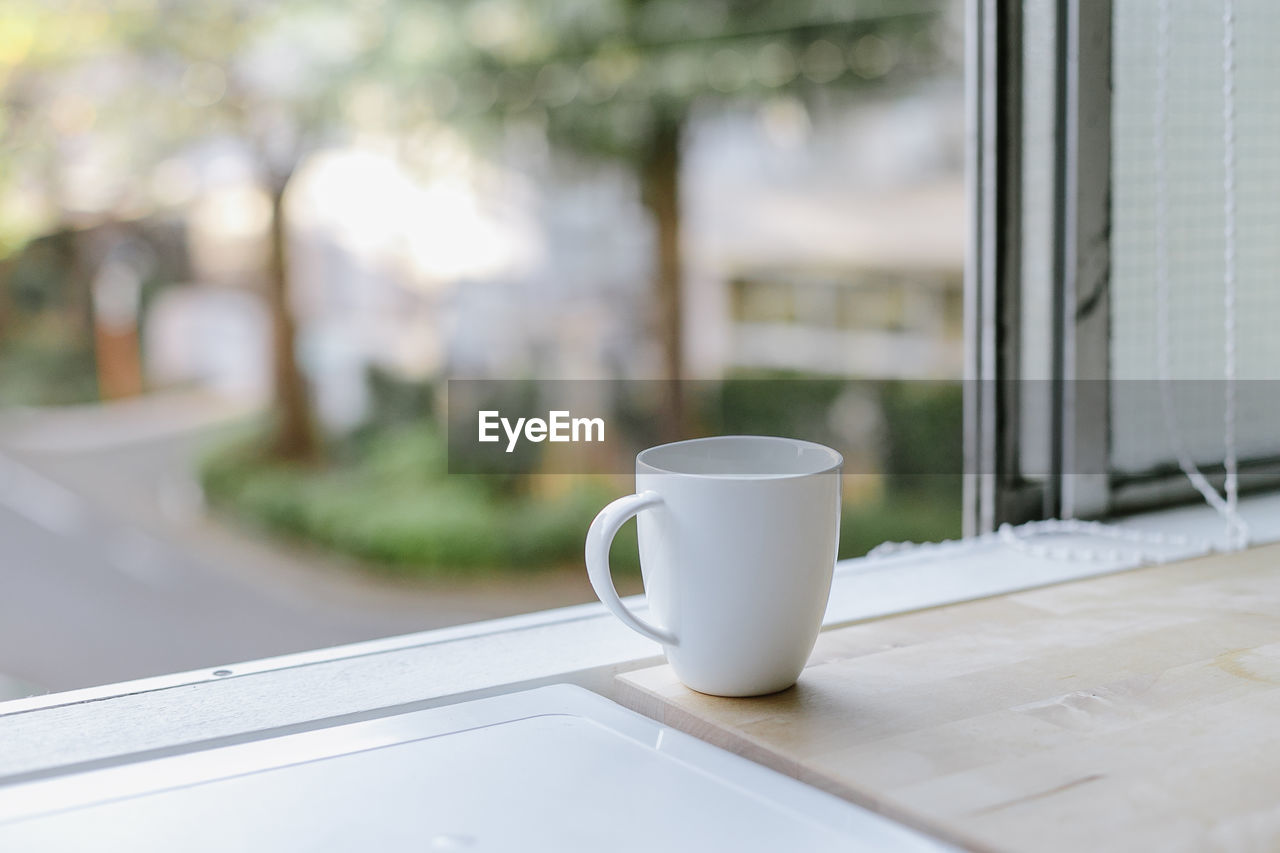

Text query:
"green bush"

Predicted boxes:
[[201, 420, 957, 578], [838, 483, 960, 559], [0, 330, 98, 406], [199, 426, 638, 577]]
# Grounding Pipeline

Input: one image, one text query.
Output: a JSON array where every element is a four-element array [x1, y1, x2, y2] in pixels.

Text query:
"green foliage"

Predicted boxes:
[[200, 425, 639, 576], [838, 478, 960, 559], [360, 365, 438, 433], [709, 372, 963, 556], [201, 414, 959, 577], [447, 0, 953, 160], [705, 371, 963, 478], [879, 380, 963, 478], [0, 323, 98, 406], [0, 0, 952, 251], [709, 371, 848, 448]]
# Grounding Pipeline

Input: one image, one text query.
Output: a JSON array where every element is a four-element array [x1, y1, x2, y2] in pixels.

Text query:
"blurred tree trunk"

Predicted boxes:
[[93, 326, 143, 399], [0, 256, 11, 341], [90, 231, 145, 400], [640, 116, 686, 439], [266, 177, 320, 463], [67, 229, 97, 352]]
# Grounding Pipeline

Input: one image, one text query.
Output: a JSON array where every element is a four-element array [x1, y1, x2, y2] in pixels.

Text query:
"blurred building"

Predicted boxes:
[[683, 87, 964, 379], [135, 83, 963, 429]]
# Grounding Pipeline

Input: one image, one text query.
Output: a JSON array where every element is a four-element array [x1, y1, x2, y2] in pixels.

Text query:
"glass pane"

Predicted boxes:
[[1111, 0, 1280, 475], [0, 0, 964, 694]]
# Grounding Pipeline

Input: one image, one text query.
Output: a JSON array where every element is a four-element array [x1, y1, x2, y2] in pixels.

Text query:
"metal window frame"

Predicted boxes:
[[966, 0, 1117, 534], [9, 492, 1267, 784], [1052, 0, 1112, 521], [967, 0, 1280, 533], [964, 0, 1027, 536]]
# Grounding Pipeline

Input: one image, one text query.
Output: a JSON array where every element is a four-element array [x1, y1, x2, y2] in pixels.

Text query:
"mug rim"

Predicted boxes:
[[636, 435, 843, 480]]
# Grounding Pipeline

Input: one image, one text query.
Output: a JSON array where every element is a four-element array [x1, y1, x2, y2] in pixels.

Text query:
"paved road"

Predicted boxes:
[[0, 396, 612, 696]]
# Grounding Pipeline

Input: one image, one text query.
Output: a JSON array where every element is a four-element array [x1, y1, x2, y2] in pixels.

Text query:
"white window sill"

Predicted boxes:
[[3, 490, 1280, 783]]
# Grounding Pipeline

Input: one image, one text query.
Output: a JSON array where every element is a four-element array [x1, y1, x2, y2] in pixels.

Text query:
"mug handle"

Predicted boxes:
[[585, 491, 677, 646]]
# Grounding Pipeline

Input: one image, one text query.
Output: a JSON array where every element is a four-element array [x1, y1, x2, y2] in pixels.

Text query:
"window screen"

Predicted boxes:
[[1111, 0, 1280, 477]]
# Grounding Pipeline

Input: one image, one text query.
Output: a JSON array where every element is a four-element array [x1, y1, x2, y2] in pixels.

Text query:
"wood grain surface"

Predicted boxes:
[[617, 543, 1280, 853]]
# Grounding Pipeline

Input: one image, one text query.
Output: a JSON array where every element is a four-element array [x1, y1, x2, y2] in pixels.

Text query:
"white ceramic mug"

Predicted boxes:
[[586, 435, 842, 697]]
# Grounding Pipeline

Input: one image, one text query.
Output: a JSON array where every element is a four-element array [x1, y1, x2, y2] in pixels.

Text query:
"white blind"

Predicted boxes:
[[1111, 0, 1280, 475]]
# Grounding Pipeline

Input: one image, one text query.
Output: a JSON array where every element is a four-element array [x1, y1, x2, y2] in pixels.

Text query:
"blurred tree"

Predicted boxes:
[[0, 4, 120, 396], [424, 0, 952, 432], [0, 0, 952, 449], [0, 0, 371, 458]]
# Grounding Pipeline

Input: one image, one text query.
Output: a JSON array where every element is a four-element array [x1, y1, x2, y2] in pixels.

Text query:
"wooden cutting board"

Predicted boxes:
[[616, 543, 1280, 853]]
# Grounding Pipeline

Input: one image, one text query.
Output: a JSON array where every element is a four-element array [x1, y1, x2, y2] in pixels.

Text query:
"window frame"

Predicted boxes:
[[965, 0, 1280, 533], [965, 0, 1114, 534], [14, 0, 1280, 784], [6, 492, 1268, 783]]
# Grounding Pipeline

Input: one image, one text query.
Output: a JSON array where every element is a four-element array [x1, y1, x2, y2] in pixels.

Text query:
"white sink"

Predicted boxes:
[[0, 684, 950, 852]]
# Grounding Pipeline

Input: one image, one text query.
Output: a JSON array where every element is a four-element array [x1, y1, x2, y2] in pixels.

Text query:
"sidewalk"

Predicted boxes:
[[0, 389, 258, 452], [0, 392, 629, 694]]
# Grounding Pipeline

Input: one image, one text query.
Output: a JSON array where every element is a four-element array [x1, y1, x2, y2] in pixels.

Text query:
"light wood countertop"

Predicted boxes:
[[617, 543, 1280, 853]]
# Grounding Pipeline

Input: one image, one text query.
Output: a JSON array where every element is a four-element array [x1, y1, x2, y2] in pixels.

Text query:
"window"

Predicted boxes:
[[967, 0, 1280, 532], [7, 0, 1280, 789], [0, 0, 965, 696]]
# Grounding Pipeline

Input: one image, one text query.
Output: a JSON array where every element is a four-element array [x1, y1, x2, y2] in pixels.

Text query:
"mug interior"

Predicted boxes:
[[636, 435, 842, 478]]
